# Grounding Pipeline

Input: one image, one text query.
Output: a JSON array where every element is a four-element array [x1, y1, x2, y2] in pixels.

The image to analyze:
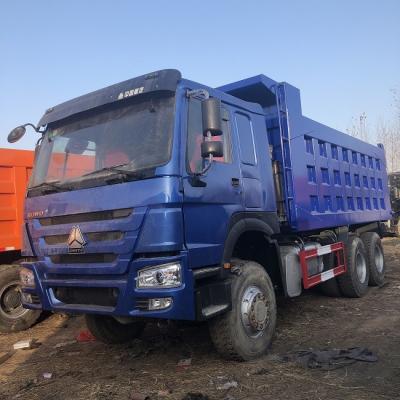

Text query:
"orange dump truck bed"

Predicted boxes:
[[0, 148, 33, 252]]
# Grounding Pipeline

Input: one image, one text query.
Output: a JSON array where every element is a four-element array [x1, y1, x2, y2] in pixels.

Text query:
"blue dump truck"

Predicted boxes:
[[9, 69, 391, 360]]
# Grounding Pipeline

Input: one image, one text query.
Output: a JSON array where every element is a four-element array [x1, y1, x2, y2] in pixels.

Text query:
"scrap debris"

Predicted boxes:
[[76, 330, 96, 342], [54, 340, 76, 349], [13, 339, 40, 350], [213, 376, 239, 390], [281, 347, 378, 370]]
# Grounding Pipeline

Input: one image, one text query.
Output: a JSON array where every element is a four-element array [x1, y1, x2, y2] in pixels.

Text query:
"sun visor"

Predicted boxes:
[[38, 69, 181, 126]]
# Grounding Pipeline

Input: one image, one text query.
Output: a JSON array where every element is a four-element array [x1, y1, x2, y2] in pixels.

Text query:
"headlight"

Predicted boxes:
[[20, 268, 35, 288], [136, 262, 181, 288]]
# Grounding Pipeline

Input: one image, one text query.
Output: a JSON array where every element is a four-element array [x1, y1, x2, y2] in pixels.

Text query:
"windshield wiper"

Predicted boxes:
[[81, 163, 130, 178], [29, 181, 71, 194], [81, 165, 152, 183]]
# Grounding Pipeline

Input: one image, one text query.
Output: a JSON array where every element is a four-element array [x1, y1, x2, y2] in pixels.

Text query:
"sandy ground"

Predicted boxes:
[[0, 238, 399, 400]]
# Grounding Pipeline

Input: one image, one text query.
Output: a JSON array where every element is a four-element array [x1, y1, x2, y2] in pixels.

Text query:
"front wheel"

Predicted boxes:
[[208, 260, 277, 361], [0, 265, 41, 333], [85, 314, 146, 344]]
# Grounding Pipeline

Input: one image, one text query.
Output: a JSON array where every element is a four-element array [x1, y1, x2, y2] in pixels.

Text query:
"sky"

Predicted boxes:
[[1, 0, 399, 150]]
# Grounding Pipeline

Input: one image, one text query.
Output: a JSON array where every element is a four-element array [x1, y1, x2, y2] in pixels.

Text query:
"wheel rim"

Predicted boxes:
[[240, 285, 269, 338], [355, 251, 367, 283], [374, 244, 384, 273], [0, 280, 29, 320]]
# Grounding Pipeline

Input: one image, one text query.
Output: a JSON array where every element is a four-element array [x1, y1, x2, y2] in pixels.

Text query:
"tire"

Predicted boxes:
[[360, 232, 385, 286], [337, 236, 369, 298], [85, 314, 146, 344], [0, 265, 41, 333], [208, 260, 277, 361], [319, 278, 342, 297], [318, 250, 342, 297]]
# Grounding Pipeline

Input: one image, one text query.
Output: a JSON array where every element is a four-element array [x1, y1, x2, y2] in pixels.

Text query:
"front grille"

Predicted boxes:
[[38, 208, 132, 226], [135, 298, 149, 311], [50, 254, 117, 264], [53, 287, 118, 307], [44, 231, 124, 245]]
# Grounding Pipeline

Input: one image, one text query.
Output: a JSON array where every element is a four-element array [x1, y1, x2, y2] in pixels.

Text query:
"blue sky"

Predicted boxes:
[[1, 0, 399, 150]]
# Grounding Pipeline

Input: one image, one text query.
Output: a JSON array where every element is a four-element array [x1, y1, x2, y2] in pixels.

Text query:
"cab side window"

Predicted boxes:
[[235, 112, 256, 165], [187, 98, 232, 174]]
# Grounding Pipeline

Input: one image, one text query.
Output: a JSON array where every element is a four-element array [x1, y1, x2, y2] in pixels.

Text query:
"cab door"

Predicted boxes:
[[182, 96, 243, 268]]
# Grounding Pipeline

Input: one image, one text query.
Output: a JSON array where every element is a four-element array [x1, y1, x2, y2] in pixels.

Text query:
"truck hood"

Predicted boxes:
[[25, 176, 182, 275]]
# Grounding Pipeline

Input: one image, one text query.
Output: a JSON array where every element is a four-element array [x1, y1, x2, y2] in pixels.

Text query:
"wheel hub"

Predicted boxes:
[[241, 286, 269, 337], [374, 244, 384, 273], [3, 288, 21, 310], [0, 281, 27, 319], [355, 251, 367, 283]]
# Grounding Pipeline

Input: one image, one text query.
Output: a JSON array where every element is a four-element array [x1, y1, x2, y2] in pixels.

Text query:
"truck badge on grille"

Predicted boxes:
[[67, 226, 86, 253]]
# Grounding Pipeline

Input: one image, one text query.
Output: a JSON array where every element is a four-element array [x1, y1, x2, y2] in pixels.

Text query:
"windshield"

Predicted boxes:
[[30, 94, 175, 191]]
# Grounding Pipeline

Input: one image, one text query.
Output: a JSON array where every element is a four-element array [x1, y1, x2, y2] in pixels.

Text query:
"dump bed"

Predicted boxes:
[[0, 149, 33, 252], [219, 75, 391, 232]]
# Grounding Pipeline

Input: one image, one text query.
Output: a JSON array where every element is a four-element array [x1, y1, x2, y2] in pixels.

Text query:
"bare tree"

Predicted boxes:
[[346, 112, 369, 142], [347, 90, 400, 173], [376, 118, 399, 173], [376, 88, 400, 173], [390, 88, 400, 124]]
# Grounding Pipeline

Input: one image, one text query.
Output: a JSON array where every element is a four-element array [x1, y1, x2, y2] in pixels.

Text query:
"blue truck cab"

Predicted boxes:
[[13, 69, 391, 360]]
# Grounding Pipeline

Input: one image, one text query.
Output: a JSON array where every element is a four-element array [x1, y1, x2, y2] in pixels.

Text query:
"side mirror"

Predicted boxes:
[[8, 126, 26, 143], [201, 140, 223, 158], [202, 98, 222, 136]]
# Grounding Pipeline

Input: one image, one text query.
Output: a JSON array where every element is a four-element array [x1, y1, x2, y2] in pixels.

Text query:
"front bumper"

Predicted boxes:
[[20, 251, 196, 320]]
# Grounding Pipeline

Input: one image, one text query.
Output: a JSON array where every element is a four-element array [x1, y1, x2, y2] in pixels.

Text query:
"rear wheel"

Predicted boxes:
[[208, 260, 277, 361], [361, 232, 385, 286], [318, 249, 342, 297], [337, 236, 369, 298], [0, 265, 41, 333], [85, 314, 146, 344], [319, 278, 342, 297]]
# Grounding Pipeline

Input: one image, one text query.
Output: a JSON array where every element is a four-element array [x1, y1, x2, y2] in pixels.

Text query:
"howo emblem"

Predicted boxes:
[[67, 226, 86, 253]]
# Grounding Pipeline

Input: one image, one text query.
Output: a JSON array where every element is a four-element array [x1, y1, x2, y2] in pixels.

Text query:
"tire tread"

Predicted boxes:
[[208, 260, 277, 361], [360, 232, 385, 286], [337, 235, 369, 298]]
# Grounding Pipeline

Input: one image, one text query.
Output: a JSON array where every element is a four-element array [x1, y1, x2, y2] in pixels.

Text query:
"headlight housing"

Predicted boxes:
[[20, 267, 35, 288], [136, 262, 181, 289]]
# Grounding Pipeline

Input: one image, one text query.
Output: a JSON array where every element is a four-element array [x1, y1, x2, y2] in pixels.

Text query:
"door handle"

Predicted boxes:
[[231, 178, 240, 187]]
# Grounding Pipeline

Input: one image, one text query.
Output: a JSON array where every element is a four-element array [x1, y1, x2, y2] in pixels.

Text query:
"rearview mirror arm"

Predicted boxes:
[[191, 131, 215, 177], [23, 123, 45, 133]]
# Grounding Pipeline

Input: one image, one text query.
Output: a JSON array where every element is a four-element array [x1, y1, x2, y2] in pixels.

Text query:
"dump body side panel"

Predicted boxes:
[[0, 149, 33, 252], [289, 115, 391, 231], [219, 76, 391, 232]]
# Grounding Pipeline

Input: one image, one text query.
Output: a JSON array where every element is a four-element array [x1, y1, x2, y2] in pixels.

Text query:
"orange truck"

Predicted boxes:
[[0, 148, 41, 332]]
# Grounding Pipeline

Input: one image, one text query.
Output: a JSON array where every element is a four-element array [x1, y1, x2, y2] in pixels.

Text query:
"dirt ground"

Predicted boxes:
[[0, 238, 399, 400]]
